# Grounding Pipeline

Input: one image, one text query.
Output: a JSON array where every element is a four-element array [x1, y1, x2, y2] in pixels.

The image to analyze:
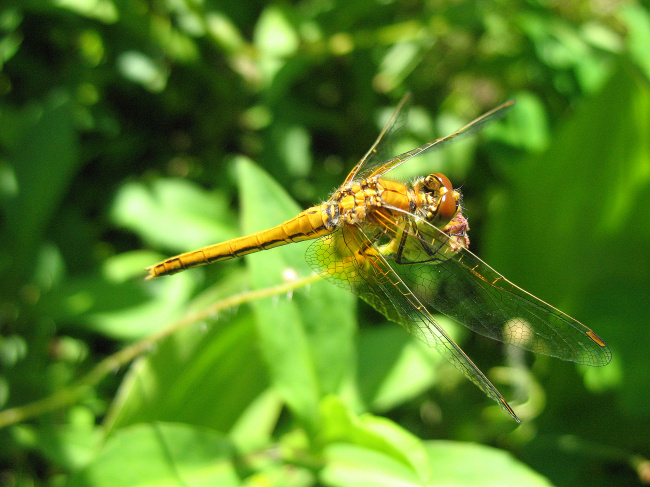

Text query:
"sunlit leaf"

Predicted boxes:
[[11, 407, 102, 470], [621, 3, 650, 80], [357, 324, 445, 412], [111, 179, 237, 253], [67, 423, 240, 487], [425, 441, 554, 486], [254, 6, 299, 58], [319, 396, 431, 483], [320, 443, 423, 487], [235, 156, 356, 430], [104, 277, 267, 432], [116, 51, 168, 92], [54, 0, 118, 23], [37, 266, 199, 340]]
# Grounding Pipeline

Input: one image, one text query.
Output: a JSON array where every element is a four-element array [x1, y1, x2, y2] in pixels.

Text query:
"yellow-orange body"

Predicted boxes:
[[146, 176, 454, 279]]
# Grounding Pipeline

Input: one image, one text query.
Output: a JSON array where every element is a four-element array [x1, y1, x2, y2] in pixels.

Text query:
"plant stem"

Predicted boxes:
[[0, 273, 323, 429]]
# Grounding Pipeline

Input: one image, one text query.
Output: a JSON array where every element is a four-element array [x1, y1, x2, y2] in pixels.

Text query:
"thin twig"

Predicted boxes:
[[0, 273, 323, 429]]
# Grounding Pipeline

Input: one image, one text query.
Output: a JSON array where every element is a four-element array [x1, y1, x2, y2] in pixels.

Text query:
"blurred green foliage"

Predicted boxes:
[[1, 0, 649, 486]]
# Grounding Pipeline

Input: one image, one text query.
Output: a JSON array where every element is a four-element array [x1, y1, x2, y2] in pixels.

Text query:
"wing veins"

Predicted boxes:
[[370, 100, 515, 178], [366, 207, 611, 366], [343, 94, 411, 185], [341, 225, 520, 422]]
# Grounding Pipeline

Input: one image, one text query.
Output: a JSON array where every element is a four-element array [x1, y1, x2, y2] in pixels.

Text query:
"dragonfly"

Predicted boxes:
[[146, 94, 611, 422]]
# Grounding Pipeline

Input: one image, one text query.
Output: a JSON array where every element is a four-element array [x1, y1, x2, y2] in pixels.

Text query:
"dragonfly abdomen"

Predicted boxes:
[[146, 204, 333, 279]]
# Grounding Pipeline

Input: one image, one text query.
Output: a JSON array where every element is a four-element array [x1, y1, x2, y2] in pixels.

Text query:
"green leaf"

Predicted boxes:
[[490, 91, 550, 152], [253, 6, 299, 58], [116, 51, 169, 93], [228, 389, 283, 454], [11, 407, 103, 471], [67, 422, 240, 487], [424, 441, 554, 487], [252, 6, 300, 87], [272, 123, 313, 178], [36, 256, 199, 340], [104, 299, 268, 433], [620, 3, 650, 81], [54, 0, 119, 23], [235, 156, 356, 431], [319, 396, 431, 483], [111, 179, 237, 253], [320, 443, 423, 487], [357, 324, 446, 412], [2, 95, 80, 285], [322, 437, 553, 487]]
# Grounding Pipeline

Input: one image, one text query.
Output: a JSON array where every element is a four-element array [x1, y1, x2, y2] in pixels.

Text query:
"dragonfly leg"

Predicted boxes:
[[393, 219, 448, 265]]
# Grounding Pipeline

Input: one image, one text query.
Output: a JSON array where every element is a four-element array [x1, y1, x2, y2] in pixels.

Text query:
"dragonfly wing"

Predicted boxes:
[[343, 94, 411, 185], [368, 100, 515, 179], [384, 215, 612, 367], [306, 226, 520, 421], [344, 96, 514, 185]]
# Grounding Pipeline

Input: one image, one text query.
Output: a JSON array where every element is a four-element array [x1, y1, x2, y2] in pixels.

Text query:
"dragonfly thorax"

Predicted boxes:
[[328, 177, 411, 227]]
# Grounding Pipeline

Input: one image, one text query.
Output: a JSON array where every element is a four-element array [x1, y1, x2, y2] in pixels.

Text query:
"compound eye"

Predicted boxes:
[[431, 173, 457, 225]]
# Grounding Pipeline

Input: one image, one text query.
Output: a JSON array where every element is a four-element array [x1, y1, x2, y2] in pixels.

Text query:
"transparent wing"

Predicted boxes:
[[305, 225, 520, 422], [374, 210, 612, 367], [343, 96, 515, 185], [343, 94, 411, 185], [367, 100, 515, 179]]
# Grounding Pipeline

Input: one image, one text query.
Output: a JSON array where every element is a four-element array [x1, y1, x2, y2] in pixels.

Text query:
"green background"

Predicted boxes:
[[1, 0, 649, 486]]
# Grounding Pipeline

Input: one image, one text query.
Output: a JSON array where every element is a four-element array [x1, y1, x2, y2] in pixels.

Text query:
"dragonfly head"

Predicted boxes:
[[414, 173, 460, 227]]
